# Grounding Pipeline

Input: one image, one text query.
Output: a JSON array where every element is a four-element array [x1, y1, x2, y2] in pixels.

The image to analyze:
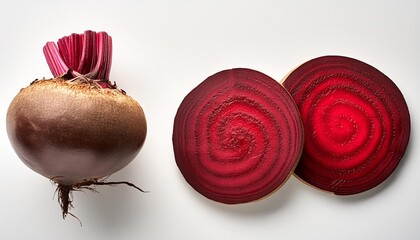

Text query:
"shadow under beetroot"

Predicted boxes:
[[195, 177, 302, 217]]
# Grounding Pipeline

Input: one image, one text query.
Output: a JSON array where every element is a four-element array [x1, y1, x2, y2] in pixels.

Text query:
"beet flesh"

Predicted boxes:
[[173, 68, 303, 204], [283, 55, 411, 195]]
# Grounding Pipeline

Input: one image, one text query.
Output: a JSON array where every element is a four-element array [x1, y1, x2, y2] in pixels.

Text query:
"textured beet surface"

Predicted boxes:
[[283, 56, 410, 195], [173, 68, 303, 204]]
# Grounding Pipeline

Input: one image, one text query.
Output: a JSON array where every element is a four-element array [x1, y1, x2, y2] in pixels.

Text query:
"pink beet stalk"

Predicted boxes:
[[43, 30, 113, 84]]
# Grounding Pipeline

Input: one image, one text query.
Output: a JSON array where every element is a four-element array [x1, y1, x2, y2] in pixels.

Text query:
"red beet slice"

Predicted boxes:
[[283, 56, 411, 195], [173, 68, 304, 204]]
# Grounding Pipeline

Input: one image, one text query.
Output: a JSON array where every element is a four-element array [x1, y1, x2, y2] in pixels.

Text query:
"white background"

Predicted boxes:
[[1, 0, 419, 239]]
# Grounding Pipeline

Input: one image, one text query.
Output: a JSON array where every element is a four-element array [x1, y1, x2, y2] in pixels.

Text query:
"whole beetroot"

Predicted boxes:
[[6, 30, 147, 222]]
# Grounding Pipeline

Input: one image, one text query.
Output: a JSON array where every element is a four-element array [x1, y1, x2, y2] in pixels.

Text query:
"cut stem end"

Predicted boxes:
[[43, 30, 113, 83]]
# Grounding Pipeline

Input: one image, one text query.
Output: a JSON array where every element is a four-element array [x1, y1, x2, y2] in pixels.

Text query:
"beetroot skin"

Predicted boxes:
[[283, 55, 410, 195], [173, 68, 303, 204]]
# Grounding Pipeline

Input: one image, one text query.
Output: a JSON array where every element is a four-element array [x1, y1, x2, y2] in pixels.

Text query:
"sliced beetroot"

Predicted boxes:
[[173, 68, 303, 204], [283, 55, 411, 195]]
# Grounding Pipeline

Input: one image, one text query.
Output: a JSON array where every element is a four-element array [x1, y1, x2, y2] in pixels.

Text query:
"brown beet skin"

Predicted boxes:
[[7, 78, 147, 185]]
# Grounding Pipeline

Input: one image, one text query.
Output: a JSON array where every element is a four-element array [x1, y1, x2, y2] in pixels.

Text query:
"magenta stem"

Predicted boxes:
[[43, 42, 69, 77], [43, 30, 113, 82]]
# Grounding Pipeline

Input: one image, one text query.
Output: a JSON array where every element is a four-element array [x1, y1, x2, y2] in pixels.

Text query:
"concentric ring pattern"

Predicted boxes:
[[283, 56, 411, 195], [173, 68, 303, 204]]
